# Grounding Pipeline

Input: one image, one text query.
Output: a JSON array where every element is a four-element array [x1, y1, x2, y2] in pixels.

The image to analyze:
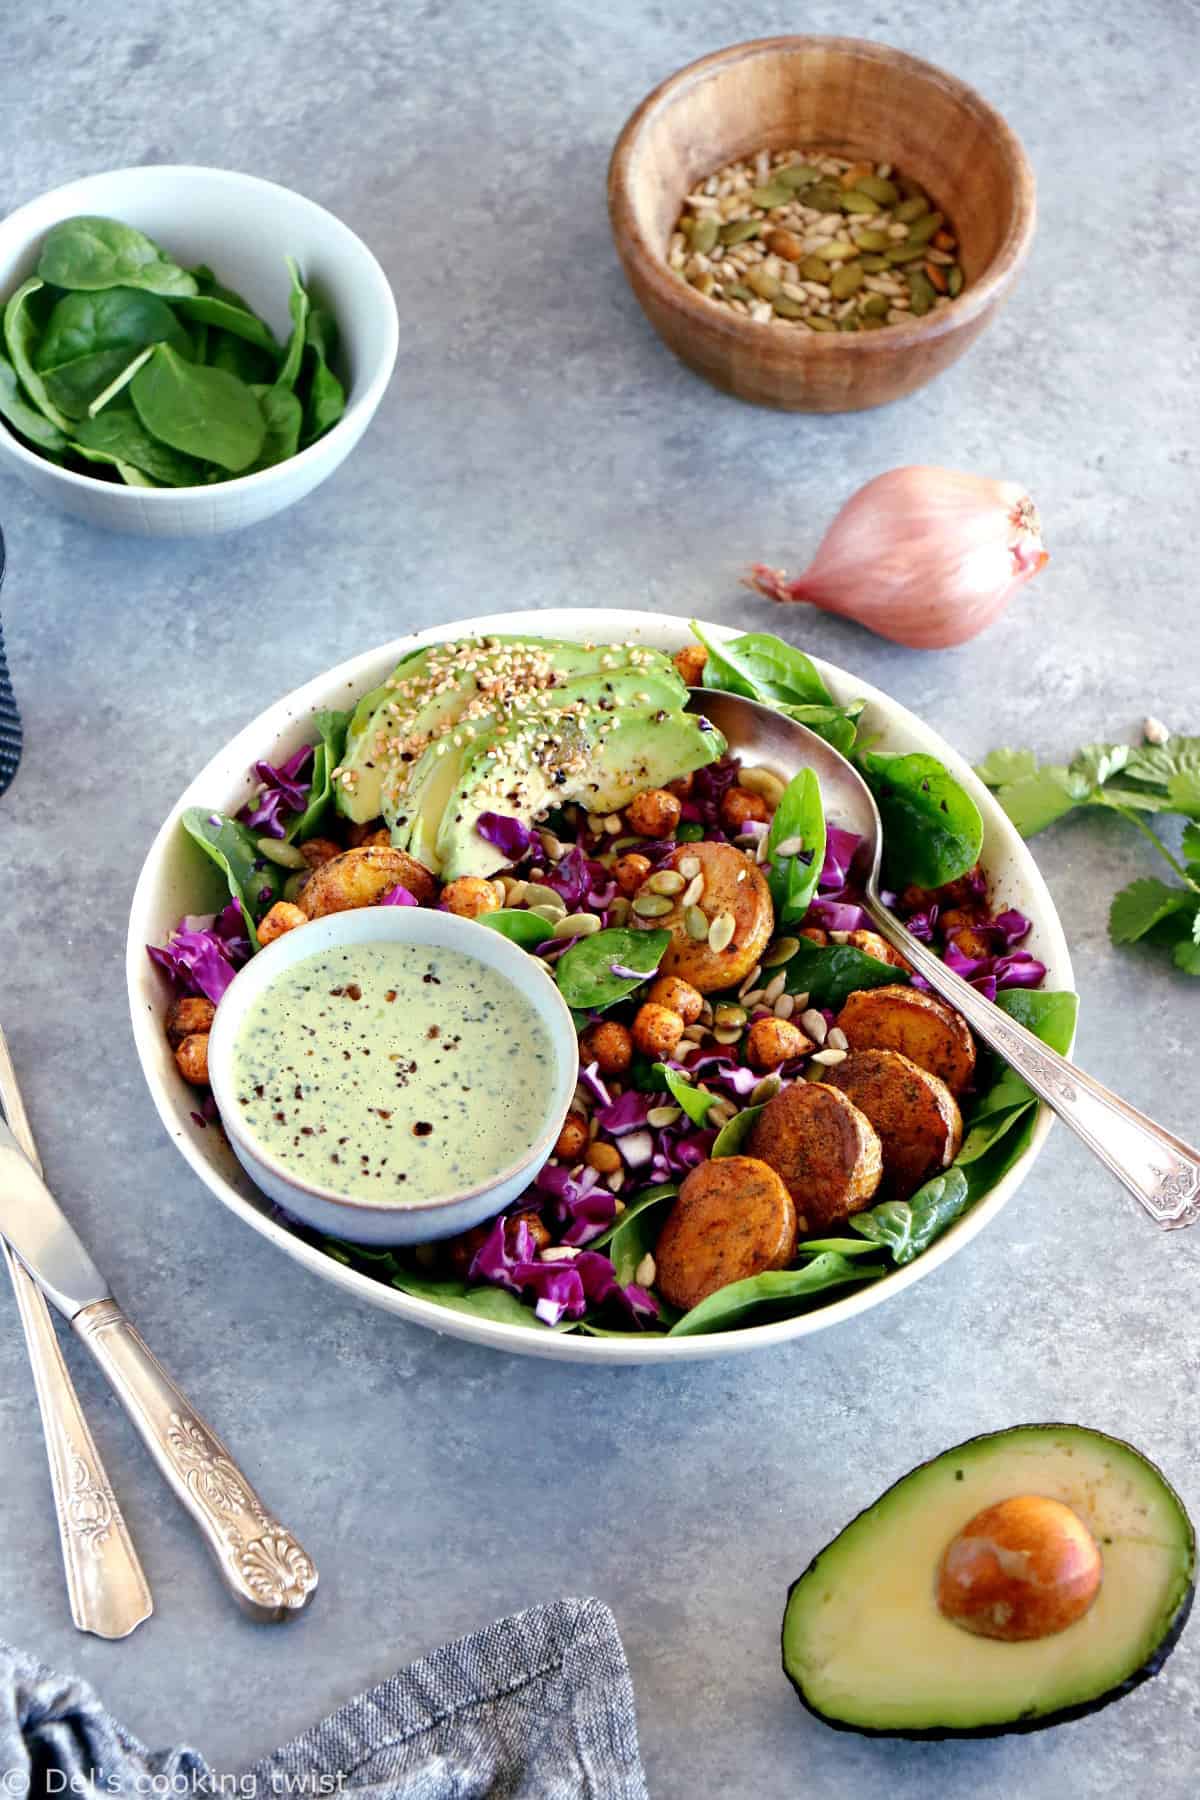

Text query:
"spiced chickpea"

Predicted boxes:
[[585, 1141, 622, 1174], [441, 876, 502, 919], [578, 1019, 634, 1075], [449, 1210, 551, 1277], [362, 828, 392, 849], [258, 901, 308, 945], [299, 837, 341, 869], [555, 1113, 590, 1160], [164, 995, 216, 1050], [666, 773, 694, 801], [720, 787, 770, 833], [673, 644, 708, 686], [174, 1033, 210, 1086], [626, 788, 683, 839], [346, 819, 385, 848], [632, 1002, 685, 1059], [745, 1015, 812, 1072], [798, 927, 828, 946], [615, 852, 652, 896], [646, 975, 703, 1024]]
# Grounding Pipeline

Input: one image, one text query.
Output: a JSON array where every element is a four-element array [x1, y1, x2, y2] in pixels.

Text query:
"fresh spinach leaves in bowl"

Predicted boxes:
[[0, 215, 345, 486]]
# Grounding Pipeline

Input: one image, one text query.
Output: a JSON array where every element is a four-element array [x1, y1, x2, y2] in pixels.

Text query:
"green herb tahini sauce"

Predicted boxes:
[[231, 942, 553, 1203]]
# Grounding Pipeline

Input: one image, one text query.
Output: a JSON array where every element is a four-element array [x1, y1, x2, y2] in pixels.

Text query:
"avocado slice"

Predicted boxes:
[[782, 1424, 1194, 1738], [434, 677, 726, 880], [336, 635, 680, 824]]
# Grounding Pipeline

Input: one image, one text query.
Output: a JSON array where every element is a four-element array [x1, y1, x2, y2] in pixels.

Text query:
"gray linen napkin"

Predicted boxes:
[[0, 527, 21, 798], [0, 1597, 649, 1798]]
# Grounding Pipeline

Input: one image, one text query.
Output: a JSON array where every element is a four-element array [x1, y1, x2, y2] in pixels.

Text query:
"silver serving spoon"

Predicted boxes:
[[692, 690, 1200, 1230]]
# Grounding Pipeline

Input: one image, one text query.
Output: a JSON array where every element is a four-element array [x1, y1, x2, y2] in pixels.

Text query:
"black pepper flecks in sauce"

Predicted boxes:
[[232, 942, 552, 1203]]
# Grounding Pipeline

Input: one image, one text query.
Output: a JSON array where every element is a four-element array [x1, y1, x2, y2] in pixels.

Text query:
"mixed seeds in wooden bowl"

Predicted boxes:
[[670, 148, 964, 333]]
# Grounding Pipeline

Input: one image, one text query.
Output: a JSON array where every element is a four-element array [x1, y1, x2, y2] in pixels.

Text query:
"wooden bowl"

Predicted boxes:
[[608, 37, 1036, 412]]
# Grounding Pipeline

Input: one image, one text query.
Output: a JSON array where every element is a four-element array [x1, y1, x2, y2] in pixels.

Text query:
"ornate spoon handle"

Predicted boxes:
[[0, 1028, 151, 1638], [868, 904, 1200, 1229], [73, 1299, 318, 1622]]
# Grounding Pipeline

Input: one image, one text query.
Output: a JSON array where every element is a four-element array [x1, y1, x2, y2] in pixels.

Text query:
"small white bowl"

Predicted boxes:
[[0, 165, 399, 536], [207, 906, 580, 1246]]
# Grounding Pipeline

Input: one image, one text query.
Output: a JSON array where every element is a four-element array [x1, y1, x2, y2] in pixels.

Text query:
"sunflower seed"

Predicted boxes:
[[681, 874, 705, 908], [791, 990, 810, 1010], [773, 994, 796, 1020], [682, 1022, 709, 1043], [809, 1047, 848, 1066], [708, 910, 736, 952], [634, 1253, 657, 1287], [750, 1073, 783, 1105], [799, 1008, 828, 1043], [774, 834, 804, 858], [763, 972, 787, 1005], [707, 1098, 737, 1126], [740, 989, 766, 1008], [826, 1026, 850, 1049]]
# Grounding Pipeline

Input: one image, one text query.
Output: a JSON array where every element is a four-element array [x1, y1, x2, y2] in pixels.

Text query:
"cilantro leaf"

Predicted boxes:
[[1069, 742, 1130, 790], [974, 748, 1038, 788], [1167, 771, 1200, 819], [1109, 878, 1195, 945], [1172, 928, 1200, 975], [1182, 823, 1200, 868], [1124, 734, 1200, 789], [989, 766, 1078, 837]]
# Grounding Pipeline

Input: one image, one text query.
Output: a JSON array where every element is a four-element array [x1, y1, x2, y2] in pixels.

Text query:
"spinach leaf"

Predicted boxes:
[[779, 702, 861, 758], [73, 403, 206, 486], [667, 1252, 882, 1336], [35, 287, 190, 377], [288, 708, 351, 842], [250, 384, 302, 470], [37, 215, 198, 297], [207, 328, 278, 385], [176, 293, 278, 355], [783, 936, 908, 1008], [850, 1169, 969, 1263], [764, 767, 825, 924], [3, 278, 73, 433], [273, 257, 310, 393], [131, 344, 265, 472], [590, 1181, 677, 1250], [693, 622, 832, 705], [387, 1269, 569, 1329], [578, 1323, 670, 1338], [858, 750, 983, 888], [0, 352, 67, 452], [555, 928, 670, 1011], [711, 1103, 763, 1157], [796, 1236, 889, 1259], [43, 347, 154, 420], [478, 908, 552, 951], [302, 306, 345, 445], [181, 807, 282, 944], [654, 1064, 719, 1125]]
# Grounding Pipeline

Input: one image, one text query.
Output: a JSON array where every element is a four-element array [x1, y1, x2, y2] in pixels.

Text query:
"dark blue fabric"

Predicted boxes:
[[0, 1598, 648, 1798]]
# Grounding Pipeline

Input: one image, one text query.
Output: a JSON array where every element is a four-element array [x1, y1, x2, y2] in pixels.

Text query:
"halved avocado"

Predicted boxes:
[[781, 1424, 1194, 1738]]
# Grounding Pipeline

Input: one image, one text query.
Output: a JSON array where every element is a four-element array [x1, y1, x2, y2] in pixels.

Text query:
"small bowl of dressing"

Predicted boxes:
[[207, 907, 579, 1245]]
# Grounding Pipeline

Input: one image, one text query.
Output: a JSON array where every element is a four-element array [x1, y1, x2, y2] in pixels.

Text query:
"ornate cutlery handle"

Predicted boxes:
[[869, 904, 1200, 1229], [73, 1300, 318, 1622], [5, 1245, 152, 1638]]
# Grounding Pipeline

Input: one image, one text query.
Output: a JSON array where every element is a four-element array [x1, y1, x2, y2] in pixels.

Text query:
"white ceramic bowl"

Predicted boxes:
[[207, 906, 579, 1246], [127, 609, 1075, 1362], [0, 166, 399, 535]]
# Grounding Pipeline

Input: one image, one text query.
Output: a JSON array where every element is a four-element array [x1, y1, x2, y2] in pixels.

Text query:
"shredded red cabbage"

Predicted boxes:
[[148, 899, 250, 1003], [477, 812, 534, 862], [467, 1214, 658, 1323], [381, 884, 419, 906], [577, 1062, 611, 1108], [676, 1053, 763, 1098], [238, 745, 313, 839], [533, 1162, 618, 1246], [807, 897, 867, 933], [544, 844, 610, 909], [818, 825, 862, 892], [595, 1090, 655, 1135]]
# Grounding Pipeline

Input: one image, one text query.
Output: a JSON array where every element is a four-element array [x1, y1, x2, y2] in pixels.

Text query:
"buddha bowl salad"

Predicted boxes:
[[150, 628, 1077, 1339]]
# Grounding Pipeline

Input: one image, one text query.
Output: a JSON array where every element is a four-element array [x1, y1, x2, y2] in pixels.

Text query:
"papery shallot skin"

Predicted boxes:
[[750, 467, 1048, 649]]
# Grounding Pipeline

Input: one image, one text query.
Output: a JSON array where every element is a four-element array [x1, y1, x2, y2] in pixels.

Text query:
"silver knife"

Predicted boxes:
[[0, 1119, 317, 1622]]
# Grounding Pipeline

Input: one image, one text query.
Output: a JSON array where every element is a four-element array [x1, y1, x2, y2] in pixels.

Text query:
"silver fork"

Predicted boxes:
[[0, 1028, 152, 1637]]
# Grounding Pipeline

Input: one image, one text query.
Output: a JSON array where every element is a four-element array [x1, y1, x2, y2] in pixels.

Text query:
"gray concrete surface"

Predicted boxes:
[[2, 1, 1198, 1793]]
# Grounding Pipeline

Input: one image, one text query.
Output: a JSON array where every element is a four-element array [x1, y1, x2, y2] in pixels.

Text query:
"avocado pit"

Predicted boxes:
[[937, 1494, 1102, 1641]]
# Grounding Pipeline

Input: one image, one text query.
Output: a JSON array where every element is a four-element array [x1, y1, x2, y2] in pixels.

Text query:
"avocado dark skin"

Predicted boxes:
[[781, 1424, 1196, 1740]]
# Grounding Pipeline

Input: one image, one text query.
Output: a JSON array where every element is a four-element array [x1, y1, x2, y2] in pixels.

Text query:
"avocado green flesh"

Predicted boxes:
[[782, 1426, 1194, 1736], [336, 636, 679, 824], [436, 695, 724, 880]]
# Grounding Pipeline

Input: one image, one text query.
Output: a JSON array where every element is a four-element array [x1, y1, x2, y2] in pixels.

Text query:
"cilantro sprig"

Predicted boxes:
[[976, 731, 1200, 976]]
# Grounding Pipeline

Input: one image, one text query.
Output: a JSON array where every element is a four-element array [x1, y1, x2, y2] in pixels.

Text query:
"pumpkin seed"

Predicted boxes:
[[647, 868, 685, 895], [778, 162, 821, 188], [761, 936, 801, 967], [904, 210, 944, 247], [860, 253, 889, 273], [632, 893, 673, 918], [714, 1002, 748, 1030], [719, 217, 762, 245], [947, 264, 964, 297], [799, 255, 832, 283], [525, 882, 564, 909], [772, 294, 807, 319], [529, 902, 566, 923], [747, 267, 781, 300], [908, 269, 936, 316], [740, 766, 786, 805], [609, 896, 631, 926], [806, 315, 837, 333], [553, 912, 601, 938], [707, 1097, 737, 1125], [677, 854, 701, 880], [749, 183, 792, 209], [886, 242, 927, 264], [708, 910, 736, 953], [895, 195, 930, 223], [830, 261, 865, 299], [852, 227, 890, 252], [283, 871, 308, 903], [685, 906, 709, 940], [839, 190, 878, 214], [256, 836, 308, 869], [813, 238, 857, 262], [855, 174, 900, 206], [681, 874, 704, 908], [647, 1105, 682, 1129], [711, 1026, 743, 1047], [838, 316, 860, 332], [750, 1073, 784, 1106], [805, 183, 844, 212], [725, 283, 755, 303], [860, 315, 886, 330], [861, 292, 889, 319], [691, 216, 719, 255]]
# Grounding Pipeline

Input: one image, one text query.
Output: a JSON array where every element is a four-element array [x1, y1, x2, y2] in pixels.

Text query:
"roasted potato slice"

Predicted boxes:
[[654, 1156, 798, 1312], [842, 928, 912, 972], [823, 1049, 963, 1201], [635, 841, 774, 993], [747, 1083, 883, 1232], [835, 984, 976, 1096], [299, 844, 437, 917]]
